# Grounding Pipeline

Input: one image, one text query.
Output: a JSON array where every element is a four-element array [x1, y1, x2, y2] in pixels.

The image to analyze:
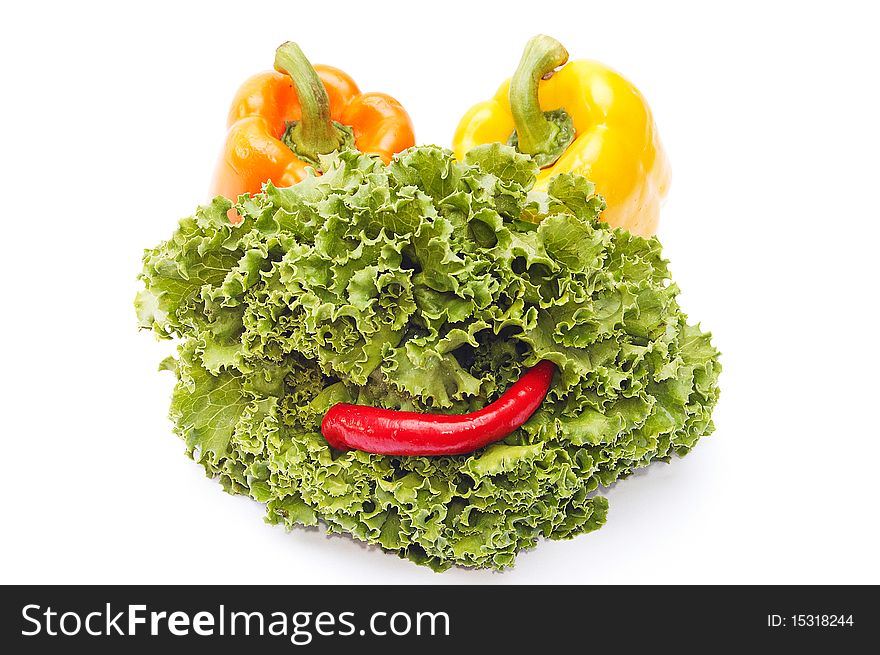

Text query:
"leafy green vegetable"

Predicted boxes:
[[137, 145, 720, 570]]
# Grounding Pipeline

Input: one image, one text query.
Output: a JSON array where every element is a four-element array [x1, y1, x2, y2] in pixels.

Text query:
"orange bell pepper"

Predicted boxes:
[[211, 42, 415, 205]]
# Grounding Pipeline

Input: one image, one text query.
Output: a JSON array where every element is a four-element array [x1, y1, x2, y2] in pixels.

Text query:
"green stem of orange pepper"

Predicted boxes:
[[273, 42, 354, 166]]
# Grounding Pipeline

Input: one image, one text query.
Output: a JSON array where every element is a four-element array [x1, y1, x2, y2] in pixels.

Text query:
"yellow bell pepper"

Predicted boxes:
[[453, 35, 670, 236]]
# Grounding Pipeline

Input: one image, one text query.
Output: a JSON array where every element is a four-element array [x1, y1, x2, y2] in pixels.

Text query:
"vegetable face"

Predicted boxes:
[[137, 145, 720, 570], [212, 42, 415, 202], [453, 35, 670, 237]]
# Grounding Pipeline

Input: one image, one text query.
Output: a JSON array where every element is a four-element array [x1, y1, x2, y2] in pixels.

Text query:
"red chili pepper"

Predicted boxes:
[[321, 360, 556, 456]]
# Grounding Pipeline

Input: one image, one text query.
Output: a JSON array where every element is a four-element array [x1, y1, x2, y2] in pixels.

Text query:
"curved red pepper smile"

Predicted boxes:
[[321, 360, 556, 456]]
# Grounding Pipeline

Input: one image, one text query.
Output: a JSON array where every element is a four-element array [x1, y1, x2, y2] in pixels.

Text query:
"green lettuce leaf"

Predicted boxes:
[[137, 144, 721, 571]]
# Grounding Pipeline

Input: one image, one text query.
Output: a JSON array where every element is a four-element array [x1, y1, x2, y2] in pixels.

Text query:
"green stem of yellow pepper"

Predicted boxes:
[[508, 35, 576, 168]]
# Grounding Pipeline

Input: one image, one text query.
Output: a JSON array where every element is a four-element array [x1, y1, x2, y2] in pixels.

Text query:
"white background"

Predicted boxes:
[[2, 0, 878, 584]]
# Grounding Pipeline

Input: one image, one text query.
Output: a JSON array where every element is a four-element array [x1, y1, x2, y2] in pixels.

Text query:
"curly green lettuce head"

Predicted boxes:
[[136, 144, 720, 570]]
